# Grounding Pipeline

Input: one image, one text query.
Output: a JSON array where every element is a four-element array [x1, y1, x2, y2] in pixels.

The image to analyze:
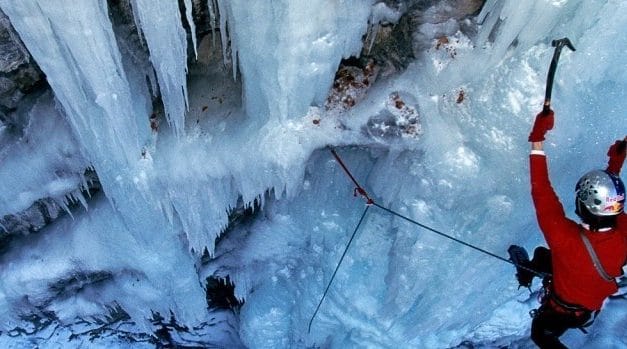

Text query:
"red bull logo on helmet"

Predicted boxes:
[[604, 193, 625, 213], [606, 192, 625, 203]]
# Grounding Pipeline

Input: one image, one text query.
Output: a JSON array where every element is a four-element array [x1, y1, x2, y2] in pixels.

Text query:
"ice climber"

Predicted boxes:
[[509, 109, 626, 349]]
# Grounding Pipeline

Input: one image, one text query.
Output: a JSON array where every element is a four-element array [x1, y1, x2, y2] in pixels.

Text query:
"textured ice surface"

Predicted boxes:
[[0, 0, 625, 348]]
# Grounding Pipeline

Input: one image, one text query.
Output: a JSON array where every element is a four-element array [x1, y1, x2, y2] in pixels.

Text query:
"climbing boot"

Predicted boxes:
[[508, 245, 535, 289]]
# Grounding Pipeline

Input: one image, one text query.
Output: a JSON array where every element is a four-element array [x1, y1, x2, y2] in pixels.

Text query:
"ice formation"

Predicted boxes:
[[0, 0, 625, 348], [132, 0, 193, 136]]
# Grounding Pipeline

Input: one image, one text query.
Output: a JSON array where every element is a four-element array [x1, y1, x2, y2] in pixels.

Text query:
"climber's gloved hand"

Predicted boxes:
[[606, 137, 627, 175], [528, 109, 554, 142]]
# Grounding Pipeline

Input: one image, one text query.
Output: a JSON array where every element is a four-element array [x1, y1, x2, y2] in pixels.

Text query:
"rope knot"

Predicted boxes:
[[353, 187, 374, 205]]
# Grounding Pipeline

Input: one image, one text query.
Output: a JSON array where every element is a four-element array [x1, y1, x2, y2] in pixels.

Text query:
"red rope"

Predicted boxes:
[[329, 147, 374, 205]]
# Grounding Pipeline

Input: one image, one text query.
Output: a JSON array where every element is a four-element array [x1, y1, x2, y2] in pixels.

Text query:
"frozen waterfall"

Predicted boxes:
[[0, 0, 625, 348]]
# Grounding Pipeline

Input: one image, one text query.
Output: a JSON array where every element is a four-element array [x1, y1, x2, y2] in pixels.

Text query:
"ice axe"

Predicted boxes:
[[543, 38, 576, 113]]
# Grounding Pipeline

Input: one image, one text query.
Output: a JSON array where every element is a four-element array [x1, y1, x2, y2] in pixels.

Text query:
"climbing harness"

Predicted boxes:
[[532, 278, 598, 334], [308, 147, 548, 332]]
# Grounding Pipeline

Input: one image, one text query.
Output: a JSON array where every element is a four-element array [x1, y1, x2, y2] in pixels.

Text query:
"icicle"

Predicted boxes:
[[207, 0, 218, 46], [206, 242, 215, 259], [131, 0, 190, 137], [183, 0, 198, 59], [1, 1, 149, 170], [75, 189, 89, 211], [57, 198, 74, 219], [80, 173, 90, 195], [366, 24, 379, 54], [215, 0, 236, 80], [233, 273, 248, 303], [216, 0, 228, 63], [130, 0, 145, 47], [256, 194, 264, 212]]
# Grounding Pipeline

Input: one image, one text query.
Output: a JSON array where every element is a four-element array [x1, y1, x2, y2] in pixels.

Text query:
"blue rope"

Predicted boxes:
[[372, 203, 549, 278], [308, 204, 370, 333]]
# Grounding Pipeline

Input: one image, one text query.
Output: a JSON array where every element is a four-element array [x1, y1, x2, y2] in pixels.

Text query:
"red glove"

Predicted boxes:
[[528, 109, 554, 142], [606, 138, 626, 175]]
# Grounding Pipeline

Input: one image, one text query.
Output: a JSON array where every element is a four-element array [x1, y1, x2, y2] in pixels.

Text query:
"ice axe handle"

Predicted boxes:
[[543, 38, 576, 113]]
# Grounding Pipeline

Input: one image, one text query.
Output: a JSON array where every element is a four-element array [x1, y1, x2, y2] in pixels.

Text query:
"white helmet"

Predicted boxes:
[[575, 170, 625, 217]]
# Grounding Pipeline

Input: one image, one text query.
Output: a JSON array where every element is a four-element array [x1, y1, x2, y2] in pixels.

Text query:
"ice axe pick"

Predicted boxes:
[[543, 38, 576, 113]]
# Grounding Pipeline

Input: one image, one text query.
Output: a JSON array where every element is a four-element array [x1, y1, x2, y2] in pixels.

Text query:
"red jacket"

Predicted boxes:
[[530, 153, 627, 310]]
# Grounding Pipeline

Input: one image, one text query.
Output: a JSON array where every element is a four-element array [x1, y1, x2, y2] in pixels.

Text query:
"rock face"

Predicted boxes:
[[0, 10, 28, 73], [0, 9, 44, 121], [0, 170, 100, 255]]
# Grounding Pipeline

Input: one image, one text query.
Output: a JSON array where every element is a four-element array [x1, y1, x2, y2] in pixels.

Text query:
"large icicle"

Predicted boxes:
[[0, 0, 148, 170], [183, 0, 198, 59], [0, 0, 206, 327], [132, 0, 191, 136], [214, 0, 375, 124]]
